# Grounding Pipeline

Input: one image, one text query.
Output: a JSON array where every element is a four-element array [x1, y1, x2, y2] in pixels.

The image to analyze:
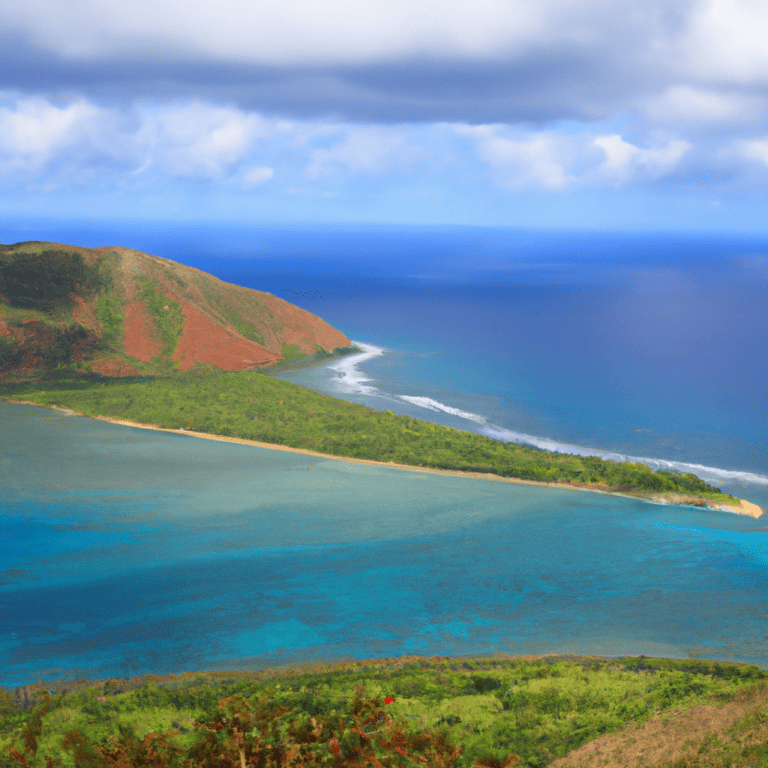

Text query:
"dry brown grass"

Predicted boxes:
[[549, 684, 768, 768]]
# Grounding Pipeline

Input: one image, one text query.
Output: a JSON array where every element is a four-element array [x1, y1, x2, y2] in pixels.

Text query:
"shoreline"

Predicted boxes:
[[7, 398, 764, 518]]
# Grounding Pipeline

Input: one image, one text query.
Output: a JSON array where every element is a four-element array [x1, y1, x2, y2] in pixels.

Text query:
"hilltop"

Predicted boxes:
[[0, 242, 350, 376]]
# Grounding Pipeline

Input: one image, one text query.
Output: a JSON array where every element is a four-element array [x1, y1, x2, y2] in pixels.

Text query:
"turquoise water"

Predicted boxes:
[[1, 223, 767, 686], [2, 402, 768, 687]]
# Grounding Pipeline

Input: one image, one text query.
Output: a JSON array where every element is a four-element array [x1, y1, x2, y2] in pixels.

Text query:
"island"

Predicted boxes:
[[1, 241, 762, 516]]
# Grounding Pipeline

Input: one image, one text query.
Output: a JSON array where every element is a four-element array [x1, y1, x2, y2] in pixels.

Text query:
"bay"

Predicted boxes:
[[3, 403, 768, 688], [1, 222, 767, 686]]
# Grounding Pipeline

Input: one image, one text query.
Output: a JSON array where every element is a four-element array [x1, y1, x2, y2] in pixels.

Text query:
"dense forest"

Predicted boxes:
[[0, 367, 736, 504], [3, 655, 767, 767]]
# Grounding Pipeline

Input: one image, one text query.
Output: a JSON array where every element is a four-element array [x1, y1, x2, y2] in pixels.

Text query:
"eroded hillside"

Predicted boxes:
[[0, 242, 350, 376]]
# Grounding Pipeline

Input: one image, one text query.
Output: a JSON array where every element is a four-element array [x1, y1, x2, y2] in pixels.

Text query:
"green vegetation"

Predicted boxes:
[[94, 258, 124, 351], [95, 291, 124, 351], [194, 275, 274, 348], [0, 321, 96, 371], [0, 247, 103, 315], [0, 300, 46, 323], [0, 368, 737, 503], [0, 248, 124, 370], [135, 277, 185, 363], [2, 656, 767, 767], [218, 305, 266, 346], [281, 342, 308, 361], [0, 243, 741, 503], [0, 334, 17, 370]]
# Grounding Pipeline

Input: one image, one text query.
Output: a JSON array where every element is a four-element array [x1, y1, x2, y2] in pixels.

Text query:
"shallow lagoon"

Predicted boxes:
[[2, 402, 768, 687]]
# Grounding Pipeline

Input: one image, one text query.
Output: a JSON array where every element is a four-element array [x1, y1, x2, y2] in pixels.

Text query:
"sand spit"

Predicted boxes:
[[6, 399, 764, 518], [708, 498, 765, 519]]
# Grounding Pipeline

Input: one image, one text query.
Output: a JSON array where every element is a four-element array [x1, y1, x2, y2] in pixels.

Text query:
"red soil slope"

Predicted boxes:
[[170, 298, 281, 371], [123, 300, 164, 364], [1, 242, 351, 376]]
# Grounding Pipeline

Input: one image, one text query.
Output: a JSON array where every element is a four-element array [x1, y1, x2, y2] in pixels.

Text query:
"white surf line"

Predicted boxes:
[[397, 396, 488, 425], [327, 343, 768, 489], [328, 343, 491, 422], [325, 341, 386, 396], [630, 458, 768, 488], [481, 426, 768, 487]]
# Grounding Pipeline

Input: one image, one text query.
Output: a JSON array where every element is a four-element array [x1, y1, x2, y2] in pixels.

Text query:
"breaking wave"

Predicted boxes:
[[397, 396, 488, 425], [326, 342, 385, 396], [327, 343, 768, 489], [481, 427, 768, 487]]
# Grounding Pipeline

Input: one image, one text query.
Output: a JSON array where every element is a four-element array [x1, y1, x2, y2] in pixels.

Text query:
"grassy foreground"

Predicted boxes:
[[3, 655, 768, 767], [0, 367, 737, 504]]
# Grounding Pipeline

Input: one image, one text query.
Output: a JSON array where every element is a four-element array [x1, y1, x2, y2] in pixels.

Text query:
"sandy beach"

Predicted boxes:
[[706, 498, 765, 518], [7, 398, 763, 518]]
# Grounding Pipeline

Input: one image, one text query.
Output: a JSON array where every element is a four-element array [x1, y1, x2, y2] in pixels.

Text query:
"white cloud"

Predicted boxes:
[[455, 125, 575, 189], [7, 0, 768, 143], [0, 95, 434, 190], [738, 137, 768, 167], [2, 90, 764, 208], [0, 95, 294, 184], [641, 85, 765, 126], [1, 0, 622, 64], [242, 166, 274, 185], [0, 96, 113, 171], [677, 0, 768, 82], [140, 102, 283, 180], [306, 127, 412, 179], [593, 134, 690, 183]]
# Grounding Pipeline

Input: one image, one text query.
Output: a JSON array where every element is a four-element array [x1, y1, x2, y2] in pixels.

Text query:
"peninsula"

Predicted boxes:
[[1, 242, 761, 516]]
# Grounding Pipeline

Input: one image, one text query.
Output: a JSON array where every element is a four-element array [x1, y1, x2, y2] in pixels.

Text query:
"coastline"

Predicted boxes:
[[8, 398, 764, 518]]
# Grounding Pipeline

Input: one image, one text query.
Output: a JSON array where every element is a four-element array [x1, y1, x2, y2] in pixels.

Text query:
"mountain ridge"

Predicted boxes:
[[0, 241, 351, 376]]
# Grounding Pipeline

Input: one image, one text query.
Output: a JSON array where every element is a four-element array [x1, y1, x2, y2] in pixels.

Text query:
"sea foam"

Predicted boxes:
[[397, 396, 488, 425], [481, 427, 768, 487], [327, 343, 768, 489], [325, 342, 385, 395]]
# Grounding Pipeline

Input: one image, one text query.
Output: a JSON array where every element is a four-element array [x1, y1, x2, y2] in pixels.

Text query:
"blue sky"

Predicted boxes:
[[3, 0, 768, 230]]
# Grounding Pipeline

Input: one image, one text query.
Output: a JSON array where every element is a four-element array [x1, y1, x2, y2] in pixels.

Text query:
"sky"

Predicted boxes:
[[3, 0, 768, 230]]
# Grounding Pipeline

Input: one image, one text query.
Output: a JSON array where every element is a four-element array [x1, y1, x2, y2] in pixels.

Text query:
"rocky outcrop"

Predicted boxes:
[[0, 242, 350, 376]]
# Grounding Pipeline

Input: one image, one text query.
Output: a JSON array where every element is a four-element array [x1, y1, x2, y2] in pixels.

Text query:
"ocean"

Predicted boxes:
[[1, 221, 767, 686]]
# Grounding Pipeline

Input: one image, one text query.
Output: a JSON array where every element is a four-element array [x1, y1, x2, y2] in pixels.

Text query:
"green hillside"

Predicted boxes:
[[3, 655, 767, 767]]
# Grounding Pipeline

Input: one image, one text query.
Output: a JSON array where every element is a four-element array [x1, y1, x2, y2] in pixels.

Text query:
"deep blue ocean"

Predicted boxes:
[[2, 221, 767, 686]]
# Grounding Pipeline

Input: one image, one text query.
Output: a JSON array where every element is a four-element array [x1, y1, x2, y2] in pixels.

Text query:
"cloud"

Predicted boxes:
[[0, 95, 293, 185], [306, 126, 417, 179], [140, 102, 280, 180], [593, 134, 690, 183], [0, 0, 657, 65], [455, 125, 577, 188], [0, 0, 719, 125], [738, 137, 768, 167], [0, 94, 137, 182], [640, 85, 766, 127], [0, 94, 434, 193], [676, 0, 768, 82], [242, 166, 274, 185], [0, 96, 94, 165]]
